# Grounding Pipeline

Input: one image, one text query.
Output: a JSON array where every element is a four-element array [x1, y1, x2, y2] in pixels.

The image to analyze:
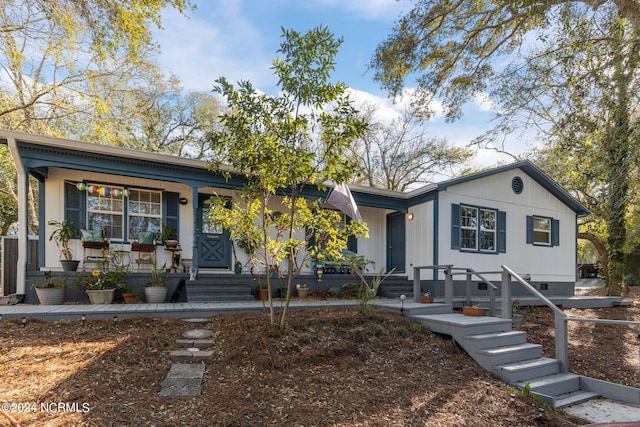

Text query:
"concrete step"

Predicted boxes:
[[494, 357, 560, 383], [186, 282, 254, 302], [463, 330, 527, 351], [412, 313, 513, 336], [540, 389, 600, 409], [478, 343, 542, 366], [516, 373, 580, 397]]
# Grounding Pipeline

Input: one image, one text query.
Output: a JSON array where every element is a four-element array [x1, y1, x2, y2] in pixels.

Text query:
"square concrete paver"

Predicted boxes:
[[161, 363, 206, 398]]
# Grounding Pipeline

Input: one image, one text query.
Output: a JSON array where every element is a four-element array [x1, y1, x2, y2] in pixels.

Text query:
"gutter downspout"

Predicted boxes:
[[7, 137, 28, 295]]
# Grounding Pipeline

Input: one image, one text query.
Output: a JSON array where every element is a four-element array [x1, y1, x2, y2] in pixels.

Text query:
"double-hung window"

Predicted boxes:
[[87, 187, 124, 240], [452, 204, 506, 253], [68, 182, 177, 243], [128, 189, 162, 240], [527, 215, 559, 246]]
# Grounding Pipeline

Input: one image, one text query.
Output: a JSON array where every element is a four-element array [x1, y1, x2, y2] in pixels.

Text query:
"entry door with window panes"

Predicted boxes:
[[198, 195, 231, 268]]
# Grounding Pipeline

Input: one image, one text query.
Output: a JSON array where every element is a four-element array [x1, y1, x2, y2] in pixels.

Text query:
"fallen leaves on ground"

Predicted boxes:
[[2, 287, 637, 426]]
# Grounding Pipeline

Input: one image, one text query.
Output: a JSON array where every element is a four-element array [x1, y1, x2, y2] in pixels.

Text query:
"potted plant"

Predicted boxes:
[[253, 284, 268, 301], [296, 283, 309, 299], [122, 285, 139, 304], [161, 223, 178, 248], [463, 306, 485, 316], [48, 219, 80, 271], [33, 271, 67, 305], [420, 292, 434, 304], [75, 269, 116, 304], [144, 263, 168, 303]]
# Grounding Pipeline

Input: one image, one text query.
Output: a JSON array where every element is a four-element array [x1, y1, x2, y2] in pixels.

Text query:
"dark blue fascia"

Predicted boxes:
[[15, 140, 411, 212], [16, 141, 245, 190]]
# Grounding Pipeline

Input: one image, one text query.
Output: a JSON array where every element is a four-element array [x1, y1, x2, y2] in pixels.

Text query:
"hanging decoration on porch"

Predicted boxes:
[[75, 182, 130, 197]]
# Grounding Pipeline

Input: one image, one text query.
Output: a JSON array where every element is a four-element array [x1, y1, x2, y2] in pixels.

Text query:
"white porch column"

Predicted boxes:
[[7, 137, 28, 294]]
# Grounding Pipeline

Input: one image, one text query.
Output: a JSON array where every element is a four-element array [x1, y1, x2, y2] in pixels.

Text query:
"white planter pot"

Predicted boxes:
[[35, 287, 65, 305], [86, 289, 115, 304], [144, 286, 168, 303]]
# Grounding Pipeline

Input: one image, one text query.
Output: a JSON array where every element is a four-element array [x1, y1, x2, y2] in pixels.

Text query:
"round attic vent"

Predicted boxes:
[[512, 176, 524, 194]]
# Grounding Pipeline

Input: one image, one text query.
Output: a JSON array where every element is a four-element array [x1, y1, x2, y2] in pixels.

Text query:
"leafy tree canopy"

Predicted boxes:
[[372, 0, 640, 120]]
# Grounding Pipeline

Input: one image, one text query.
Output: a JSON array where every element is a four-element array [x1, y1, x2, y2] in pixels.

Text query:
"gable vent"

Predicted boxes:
[[512, 176, 524, 194]]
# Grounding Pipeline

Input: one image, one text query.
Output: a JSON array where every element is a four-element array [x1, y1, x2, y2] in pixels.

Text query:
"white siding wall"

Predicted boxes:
[[436, 168, 577, 283], [406, 200, 435, 280]]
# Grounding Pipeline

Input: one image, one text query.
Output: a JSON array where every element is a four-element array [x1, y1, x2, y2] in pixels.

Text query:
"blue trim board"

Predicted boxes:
[[433, 192, 439, 281], [7, 134, 589, 217]]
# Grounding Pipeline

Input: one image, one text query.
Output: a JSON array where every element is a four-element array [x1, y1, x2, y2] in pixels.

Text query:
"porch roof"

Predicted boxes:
[[0, 130, 409, 212]]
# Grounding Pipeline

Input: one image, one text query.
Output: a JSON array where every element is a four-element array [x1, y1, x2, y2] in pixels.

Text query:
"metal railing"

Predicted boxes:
[[412, 265, 498, 316], [413, 263, 640, 374], [501, 265, 640, 374]]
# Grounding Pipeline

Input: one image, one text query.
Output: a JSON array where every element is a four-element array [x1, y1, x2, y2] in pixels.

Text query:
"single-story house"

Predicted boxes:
[[1, 130, 590, 300]]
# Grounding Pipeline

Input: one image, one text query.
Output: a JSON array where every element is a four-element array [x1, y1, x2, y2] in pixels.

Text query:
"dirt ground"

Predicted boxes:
[[0, 288, 638, 427]]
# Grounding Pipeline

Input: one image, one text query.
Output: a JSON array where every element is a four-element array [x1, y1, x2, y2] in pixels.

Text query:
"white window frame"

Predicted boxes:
[[533, 216, 552, 245], [460, 205, 497, 253], [128, 189, 162, 240], [479, 208, 497, 252], [86, 185, 125, 241]]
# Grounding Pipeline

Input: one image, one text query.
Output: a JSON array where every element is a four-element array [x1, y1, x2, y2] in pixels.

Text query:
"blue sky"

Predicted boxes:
[[153, 0, 524, 169]]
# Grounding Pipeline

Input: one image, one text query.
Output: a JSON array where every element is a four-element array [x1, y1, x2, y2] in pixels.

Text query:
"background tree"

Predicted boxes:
[[208, 26, 368, 328], [493, 6, 640, 296], [372, 0, 640, 119], [0, 0, 201, 234], [350, 102, 471, 191], [373, 1, 640, 295]]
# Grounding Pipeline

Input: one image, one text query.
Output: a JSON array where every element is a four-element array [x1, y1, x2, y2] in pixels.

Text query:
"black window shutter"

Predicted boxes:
[[497, 211, 507, 253], [526, 215, 534, 244], [163, 192, 180, 240], [64, 182, 84, 235], [346, 217, 357, 252], [551, 219, 560, 246], [451, 204, 460, 250]]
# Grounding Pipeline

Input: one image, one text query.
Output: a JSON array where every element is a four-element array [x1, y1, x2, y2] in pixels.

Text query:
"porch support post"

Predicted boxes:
[[7, 137, 28, 295], [465, 269, 472, 307], [191, 186, 199, 280], [413, 266, 421, 303], [501, 268, 512, 319], [444, 265, 453, 305], [555, 314, 569, 373]]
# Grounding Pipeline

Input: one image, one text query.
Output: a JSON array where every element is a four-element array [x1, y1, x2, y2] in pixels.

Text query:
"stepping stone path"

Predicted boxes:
[[160, 318, 218, 399]]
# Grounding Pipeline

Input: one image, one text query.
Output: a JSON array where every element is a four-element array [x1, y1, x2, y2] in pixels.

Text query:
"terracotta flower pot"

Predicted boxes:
[[122, 292, 139, 304], [257, 288, 269, 301], [463, 306, 484, 317], [297, 288, 309, 299], [420, 296, 434, 304]]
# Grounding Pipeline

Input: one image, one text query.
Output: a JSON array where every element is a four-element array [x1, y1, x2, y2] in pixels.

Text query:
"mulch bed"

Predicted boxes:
[[1, 288, 637, 426]]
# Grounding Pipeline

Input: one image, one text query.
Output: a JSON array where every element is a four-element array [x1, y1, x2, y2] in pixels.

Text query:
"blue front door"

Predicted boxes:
[[197, 194, 231, 269], [386, 212, 406, 273]]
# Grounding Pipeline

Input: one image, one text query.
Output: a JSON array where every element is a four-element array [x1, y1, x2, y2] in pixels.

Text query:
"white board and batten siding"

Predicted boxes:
[[373, 165, 581, 283], [435, 168, 578, 284]]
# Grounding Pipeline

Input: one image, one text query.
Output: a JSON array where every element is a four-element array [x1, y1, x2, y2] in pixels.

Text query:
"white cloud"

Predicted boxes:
[[154, 3, 276, 92], [471, 91, 499, 113], [308, 0, 411, 21]]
